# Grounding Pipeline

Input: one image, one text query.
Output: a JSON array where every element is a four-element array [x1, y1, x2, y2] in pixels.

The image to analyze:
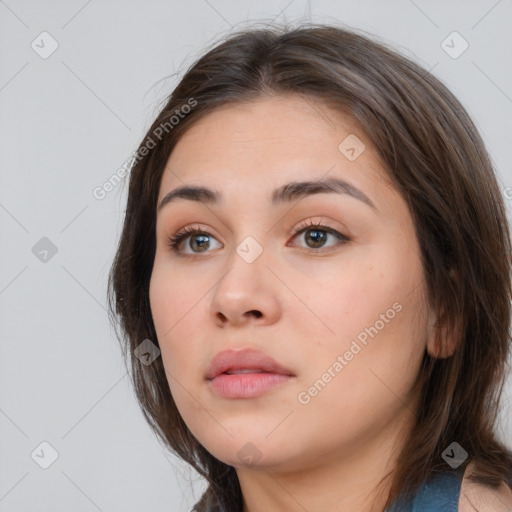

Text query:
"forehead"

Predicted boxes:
[[159, 94, 393, 206], [169, 95, 365, 163]]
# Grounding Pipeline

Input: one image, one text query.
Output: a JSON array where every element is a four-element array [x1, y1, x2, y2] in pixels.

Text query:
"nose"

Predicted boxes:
[[209, 243, 282, 328]]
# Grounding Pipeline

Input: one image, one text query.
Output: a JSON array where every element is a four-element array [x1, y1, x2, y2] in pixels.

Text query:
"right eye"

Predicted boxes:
[[166, 225, 223, 255]]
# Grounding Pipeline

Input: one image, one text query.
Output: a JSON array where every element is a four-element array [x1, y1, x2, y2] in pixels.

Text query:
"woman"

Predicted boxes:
[[108, 23, 512, 511]]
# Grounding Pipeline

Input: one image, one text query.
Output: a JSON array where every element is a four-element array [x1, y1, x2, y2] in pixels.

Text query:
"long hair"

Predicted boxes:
[[107, 22, 512, 511]]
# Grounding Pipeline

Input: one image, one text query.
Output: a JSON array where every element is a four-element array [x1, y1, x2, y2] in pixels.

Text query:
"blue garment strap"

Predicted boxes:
[[197, 467, 467, 512], [385, 467, 465, 512]]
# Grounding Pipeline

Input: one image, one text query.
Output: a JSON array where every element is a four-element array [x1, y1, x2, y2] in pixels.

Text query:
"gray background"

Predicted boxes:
[[1, 0, 511, 510]]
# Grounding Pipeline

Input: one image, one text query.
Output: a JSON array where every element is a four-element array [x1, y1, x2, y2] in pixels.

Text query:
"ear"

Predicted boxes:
[[425, 269, 460, 359]]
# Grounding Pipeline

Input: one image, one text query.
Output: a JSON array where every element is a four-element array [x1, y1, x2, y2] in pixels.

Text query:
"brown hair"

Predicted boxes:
[[107, 21, 512, 511]]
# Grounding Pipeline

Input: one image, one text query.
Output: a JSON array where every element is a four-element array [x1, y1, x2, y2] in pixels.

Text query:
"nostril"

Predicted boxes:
[[249, 310, 262, 318], [217, 312, 228, 322]]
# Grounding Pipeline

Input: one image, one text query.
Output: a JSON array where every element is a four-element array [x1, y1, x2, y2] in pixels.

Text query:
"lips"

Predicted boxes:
[[205, 348, 294, 380]]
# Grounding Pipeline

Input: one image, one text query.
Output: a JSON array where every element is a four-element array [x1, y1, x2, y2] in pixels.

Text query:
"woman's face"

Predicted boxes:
[[150, 94, 433, 472]]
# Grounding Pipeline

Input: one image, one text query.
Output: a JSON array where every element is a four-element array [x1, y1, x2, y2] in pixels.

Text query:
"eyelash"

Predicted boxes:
[[165, 219, 350, 256]]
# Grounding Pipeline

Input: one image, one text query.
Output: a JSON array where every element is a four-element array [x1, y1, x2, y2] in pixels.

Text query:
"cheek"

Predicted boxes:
[[149, 269, 211, 426], [293, 276, 426, 439], [149, 264, 205, 376], [294, 241, 427, 375], [291, 250, 396, 341]]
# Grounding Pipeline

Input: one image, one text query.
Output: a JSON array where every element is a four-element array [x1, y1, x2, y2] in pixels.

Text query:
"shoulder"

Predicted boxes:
[[458, 461, 512, 512]]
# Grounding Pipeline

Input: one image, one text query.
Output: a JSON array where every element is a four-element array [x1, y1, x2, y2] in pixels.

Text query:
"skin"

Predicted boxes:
[[149, 94, 508, 511], [459, 462, 512, 511]]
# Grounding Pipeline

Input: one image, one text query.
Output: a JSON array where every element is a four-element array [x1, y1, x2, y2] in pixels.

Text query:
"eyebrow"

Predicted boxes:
[[157, 177, 378, 213]]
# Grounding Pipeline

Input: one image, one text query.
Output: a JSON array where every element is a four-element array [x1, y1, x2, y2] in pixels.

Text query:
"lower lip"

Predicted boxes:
[[208, 373, 293, 398]]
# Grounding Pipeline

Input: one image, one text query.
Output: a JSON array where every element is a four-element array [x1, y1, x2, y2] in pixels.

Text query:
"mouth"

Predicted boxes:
[[206, 348, 295, 399], [224, 368, 271, 375], [208, 371, 293, 399]]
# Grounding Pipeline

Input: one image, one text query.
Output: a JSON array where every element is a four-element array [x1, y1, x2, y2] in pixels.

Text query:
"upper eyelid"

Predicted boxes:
[[291, 220, 343, 235], [174, 216, 345, 235], [174, 221, 343, 240]]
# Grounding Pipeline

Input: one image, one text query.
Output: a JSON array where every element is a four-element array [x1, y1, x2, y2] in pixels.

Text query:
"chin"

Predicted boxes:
[[198, 432, 299, 471]]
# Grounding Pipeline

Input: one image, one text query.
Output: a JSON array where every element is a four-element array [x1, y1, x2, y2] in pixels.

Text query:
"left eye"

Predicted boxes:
[[290, 225, 349, 250], [165, 222, 350, 255]]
